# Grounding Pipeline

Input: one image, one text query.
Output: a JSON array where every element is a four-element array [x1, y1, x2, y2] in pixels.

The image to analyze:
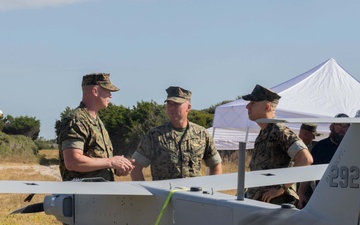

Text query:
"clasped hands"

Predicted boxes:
[[110, 155, 135, 176]]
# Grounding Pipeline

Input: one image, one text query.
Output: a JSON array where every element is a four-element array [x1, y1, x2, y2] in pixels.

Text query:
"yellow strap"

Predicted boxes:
[[154, 188, 188, 225]]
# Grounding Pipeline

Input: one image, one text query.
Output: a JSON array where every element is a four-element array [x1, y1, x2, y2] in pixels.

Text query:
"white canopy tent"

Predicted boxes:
[[207, 126, 327, 150], [207, 127, 258, 150], [212, 58, 360, 149]]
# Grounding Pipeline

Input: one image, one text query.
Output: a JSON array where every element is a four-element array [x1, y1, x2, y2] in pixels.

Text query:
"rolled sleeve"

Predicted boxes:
[[132, 151, 151, 167], [287, 140, 307, 159], [61, 139, 84, 151], [204, 152, 222, 167]]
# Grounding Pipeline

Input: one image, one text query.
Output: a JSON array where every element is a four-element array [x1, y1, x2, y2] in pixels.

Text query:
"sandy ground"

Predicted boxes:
[[0, 164, 61, 180]]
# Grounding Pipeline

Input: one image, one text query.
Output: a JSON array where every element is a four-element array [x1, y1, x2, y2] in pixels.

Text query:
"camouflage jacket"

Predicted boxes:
[[248, 123, 306, 201], [57, 102, 114, 181], [133, 121, 222, 180]]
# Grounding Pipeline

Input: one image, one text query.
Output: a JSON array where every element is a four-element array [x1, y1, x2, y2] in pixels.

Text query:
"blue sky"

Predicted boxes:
[[1, 0, 360, 139]]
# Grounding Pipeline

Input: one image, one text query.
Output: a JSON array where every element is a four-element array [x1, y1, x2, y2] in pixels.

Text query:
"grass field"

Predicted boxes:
[[0, 149, 241, 225], [0, 150, 62, 225]]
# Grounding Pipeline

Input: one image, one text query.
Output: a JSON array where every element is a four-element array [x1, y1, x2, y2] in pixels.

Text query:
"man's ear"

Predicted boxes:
[[264, 102, 271, 111], [187, 102, 192, 111], [92, 86, 99, 96]]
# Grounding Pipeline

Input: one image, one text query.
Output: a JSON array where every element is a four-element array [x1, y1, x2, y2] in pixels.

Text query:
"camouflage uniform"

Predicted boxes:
[[242, 84, 308, 205], [58, 102, 115, 181], [132, 121, 222, 180], [247, 123, 306, 204]]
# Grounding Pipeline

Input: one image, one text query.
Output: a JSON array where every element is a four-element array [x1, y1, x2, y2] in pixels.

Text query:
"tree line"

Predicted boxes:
[[0, 99, 235, 157]]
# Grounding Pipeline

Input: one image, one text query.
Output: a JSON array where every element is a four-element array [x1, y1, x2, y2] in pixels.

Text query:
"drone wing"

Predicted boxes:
[[0, 164, 326, 195], [139, 164, 327, 191], [0, 180, 152, 195], [244, 164, 327, 188]]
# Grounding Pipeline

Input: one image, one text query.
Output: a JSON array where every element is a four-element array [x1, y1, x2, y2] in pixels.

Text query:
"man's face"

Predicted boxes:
[[166, 100, 191, 122], [299, 129, 314, 145], [246, 100, 268, 121], [330, 123, 350, 144], [95, 86, 112, 109]]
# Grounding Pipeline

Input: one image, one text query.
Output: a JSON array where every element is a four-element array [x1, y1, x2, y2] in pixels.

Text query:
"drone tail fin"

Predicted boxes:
[[304, 123, 360, 224]]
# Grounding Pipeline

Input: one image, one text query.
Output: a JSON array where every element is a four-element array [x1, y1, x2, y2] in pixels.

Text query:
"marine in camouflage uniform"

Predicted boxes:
[[57, 73, 134, 182], [133, 121, 221, 180], [242, 84, 311, 205], [131, 86, 222, 180], [58, 101, 115, 181]]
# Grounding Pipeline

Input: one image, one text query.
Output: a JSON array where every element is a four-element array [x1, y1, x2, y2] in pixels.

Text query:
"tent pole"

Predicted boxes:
[[236, 142, 246, 200], [245, 126, 249, 149]]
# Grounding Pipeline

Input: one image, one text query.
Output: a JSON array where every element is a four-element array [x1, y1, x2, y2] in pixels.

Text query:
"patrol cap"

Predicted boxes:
[[164, 86, 192, 103], [334, 113, 349, 118], [242, 84, 281, 104], [82, 73, 120, 92], [301, 123, 320, 136]]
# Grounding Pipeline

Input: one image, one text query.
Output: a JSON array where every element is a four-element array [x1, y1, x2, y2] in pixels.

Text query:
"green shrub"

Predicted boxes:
[[0, 132, 39, 161], [34, 138, 57, 150]]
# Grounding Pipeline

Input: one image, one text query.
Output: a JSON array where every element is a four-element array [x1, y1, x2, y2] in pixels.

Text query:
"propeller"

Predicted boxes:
[[10, 202, 44, 214]]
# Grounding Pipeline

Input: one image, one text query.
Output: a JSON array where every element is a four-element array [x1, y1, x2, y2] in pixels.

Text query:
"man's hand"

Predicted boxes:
[[261, 187, 284, 203], [111, 156, 135, 176]]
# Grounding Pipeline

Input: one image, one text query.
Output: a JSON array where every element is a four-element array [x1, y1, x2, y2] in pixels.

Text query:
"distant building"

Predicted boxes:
[[0, 109, 3, 118]]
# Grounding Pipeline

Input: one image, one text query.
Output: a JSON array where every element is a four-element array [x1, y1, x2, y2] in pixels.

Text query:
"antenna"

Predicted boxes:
[[236, 142, 246, 200]]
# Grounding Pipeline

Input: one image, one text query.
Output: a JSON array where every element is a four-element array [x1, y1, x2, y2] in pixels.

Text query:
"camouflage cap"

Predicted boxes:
[[242, 84, 281, 104], [301, 123, 320, 136], [82, 73, 120, 92], [164, 86, 192, 103]]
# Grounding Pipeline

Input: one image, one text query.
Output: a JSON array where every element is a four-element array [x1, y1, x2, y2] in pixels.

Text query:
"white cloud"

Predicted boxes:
[[0, 0, 95, 11]]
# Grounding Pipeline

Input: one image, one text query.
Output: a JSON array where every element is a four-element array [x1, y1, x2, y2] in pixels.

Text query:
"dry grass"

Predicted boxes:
[[0, 150, 61, 225], [0, 149, 242, 224]]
